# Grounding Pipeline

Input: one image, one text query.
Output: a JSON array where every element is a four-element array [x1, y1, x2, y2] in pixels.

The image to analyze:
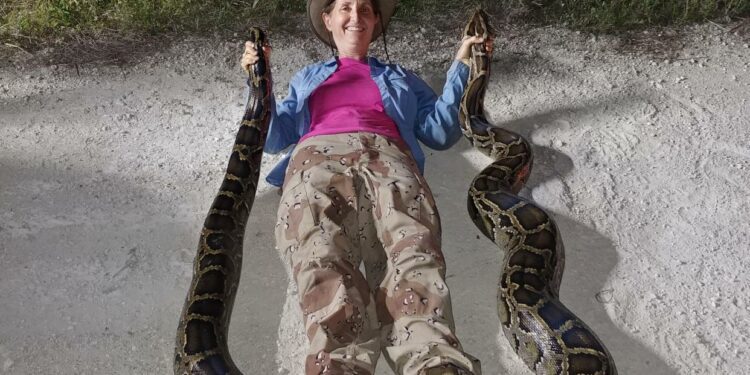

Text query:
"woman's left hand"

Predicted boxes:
[[455, 35, 485, 65]]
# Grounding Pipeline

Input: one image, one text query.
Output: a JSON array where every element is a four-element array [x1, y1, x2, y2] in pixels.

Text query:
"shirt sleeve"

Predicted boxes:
[[260, 69, 305, 154], [407, 60, 470, 150]]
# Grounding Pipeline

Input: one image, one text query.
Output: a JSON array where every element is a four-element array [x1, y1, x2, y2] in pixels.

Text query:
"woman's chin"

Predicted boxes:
[[337, 36, 373, 49]]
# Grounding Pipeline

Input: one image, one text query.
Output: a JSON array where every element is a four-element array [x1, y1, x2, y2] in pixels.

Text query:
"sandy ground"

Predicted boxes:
[[1, 17, 749, 375]]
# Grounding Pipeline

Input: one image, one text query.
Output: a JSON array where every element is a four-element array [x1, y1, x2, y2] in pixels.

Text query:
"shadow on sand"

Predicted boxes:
[[0, 152, 288, 373], [419, 53, 677, 373]]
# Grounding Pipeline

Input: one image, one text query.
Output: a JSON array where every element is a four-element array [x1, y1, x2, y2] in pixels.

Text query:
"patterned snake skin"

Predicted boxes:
[[459, 10, 617, 375], [174, 28, 270, 375]]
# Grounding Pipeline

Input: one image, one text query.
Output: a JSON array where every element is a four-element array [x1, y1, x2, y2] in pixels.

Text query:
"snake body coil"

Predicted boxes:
[[460, 11, 617, 374], [174, 28, 271, 375]]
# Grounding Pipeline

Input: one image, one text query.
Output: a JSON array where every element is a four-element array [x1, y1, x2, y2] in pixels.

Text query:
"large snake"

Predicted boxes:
[[459, 10, 618, 374], [174, 28, 270, 375]]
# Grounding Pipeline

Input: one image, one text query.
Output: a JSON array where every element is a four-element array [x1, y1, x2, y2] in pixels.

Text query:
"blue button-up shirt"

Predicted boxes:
[[260, 56, 470, 187]]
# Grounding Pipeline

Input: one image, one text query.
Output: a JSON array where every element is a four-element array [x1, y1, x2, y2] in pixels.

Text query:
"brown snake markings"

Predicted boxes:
[[174, 11, 617, 375], [174, 28, 270, 375], [460, 10, 617, 375]]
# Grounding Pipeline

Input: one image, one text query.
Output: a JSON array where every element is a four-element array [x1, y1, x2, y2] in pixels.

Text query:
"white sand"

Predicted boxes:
[[1, 20, 748, 374]]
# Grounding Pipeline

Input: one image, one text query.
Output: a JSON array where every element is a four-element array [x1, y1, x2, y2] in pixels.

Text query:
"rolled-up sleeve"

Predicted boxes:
[[262, 70, 305, 154], [409, 60, 470, 150]]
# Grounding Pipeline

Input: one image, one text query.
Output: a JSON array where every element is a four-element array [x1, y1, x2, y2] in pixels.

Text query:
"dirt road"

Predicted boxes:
[[1, 20, 748, 374]]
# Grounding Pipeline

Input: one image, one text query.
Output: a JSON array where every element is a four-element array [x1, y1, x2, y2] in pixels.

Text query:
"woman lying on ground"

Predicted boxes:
[[242, 0, 484, 374]]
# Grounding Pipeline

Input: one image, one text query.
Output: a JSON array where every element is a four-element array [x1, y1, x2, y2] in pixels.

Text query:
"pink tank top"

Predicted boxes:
[[300, 57, 402, 143]]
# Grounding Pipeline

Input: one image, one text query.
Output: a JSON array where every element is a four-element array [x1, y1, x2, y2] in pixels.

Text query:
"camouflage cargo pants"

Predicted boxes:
[[275, 133, 481, 375]]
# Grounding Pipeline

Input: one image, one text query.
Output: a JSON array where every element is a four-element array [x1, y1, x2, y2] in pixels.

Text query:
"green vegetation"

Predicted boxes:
[[527, 0, 750, 30], [1, 0, 287, 37], [1, 0, 749, 44]]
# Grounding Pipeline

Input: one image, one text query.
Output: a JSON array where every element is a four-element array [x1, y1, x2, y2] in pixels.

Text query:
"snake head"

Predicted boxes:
[[247, 27, 267, 53], [464, 9, 495, 57], [465, 9, 494, 38]]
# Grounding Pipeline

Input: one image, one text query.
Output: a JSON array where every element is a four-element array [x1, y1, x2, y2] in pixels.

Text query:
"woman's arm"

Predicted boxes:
[[409, 36, 484, 150], [262, 70, 305, 154], [408, 61, 470, 150]]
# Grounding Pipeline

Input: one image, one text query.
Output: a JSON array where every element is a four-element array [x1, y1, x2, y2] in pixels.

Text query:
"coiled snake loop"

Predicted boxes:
[[174, 28, 271, 375], [459, 10, 617, 375]]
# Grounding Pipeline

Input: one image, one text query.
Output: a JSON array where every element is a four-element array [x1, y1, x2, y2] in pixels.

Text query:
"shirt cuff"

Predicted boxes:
[[447, 59, 471, 85]]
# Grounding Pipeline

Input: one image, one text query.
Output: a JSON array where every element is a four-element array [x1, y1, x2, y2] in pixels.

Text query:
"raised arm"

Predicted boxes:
[[410, 35, 484, 150]]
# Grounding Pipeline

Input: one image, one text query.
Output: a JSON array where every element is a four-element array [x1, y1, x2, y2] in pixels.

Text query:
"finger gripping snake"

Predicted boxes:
[[460, 10, 617, 375], [174, 28, 270, 375]]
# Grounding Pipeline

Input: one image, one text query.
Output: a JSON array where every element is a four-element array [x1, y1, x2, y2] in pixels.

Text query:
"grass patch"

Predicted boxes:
[[527, 0, 750, 31], [1, 0, 749, 46], [1, 0, 273, 36]]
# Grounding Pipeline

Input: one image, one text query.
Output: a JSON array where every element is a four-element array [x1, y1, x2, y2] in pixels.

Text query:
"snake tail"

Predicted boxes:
[[460, 10, 618, 375], [174, 27, 271, 375]]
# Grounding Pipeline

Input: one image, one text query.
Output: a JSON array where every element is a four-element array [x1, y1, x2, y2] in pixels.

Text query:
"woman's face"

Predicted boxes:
[[322, 0, 379, 58]]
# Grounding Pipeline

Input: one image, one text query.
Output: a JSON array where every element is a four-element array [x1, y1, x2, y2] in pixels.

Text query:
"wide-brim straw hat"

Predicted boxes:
[[308, 0, 398, 47]]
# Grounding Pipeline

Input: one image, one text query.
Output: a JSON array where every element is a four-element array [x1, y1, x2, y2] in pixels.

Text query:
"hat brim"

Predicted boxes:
[[308, 0, 397, 47]]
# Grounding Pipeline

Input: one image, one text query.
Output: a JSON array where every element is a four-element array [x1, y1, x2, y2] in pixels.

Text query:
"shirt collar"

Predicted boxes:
[[323, 56, 385, 66], [319, 56, 388, 79]]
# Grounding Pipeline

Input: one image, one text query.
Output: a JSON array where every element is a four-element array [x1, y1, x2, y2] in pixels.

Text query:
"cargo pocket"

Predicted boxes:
[[276, 176, 317, 251], [414, 171, 441, 233]]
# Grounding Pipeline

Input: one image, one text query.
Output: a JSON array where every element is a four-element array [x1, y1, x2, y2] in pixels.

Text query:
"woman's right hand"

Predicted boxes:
[[241, 41, 271, 74], [455, 35, 485, 66]]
